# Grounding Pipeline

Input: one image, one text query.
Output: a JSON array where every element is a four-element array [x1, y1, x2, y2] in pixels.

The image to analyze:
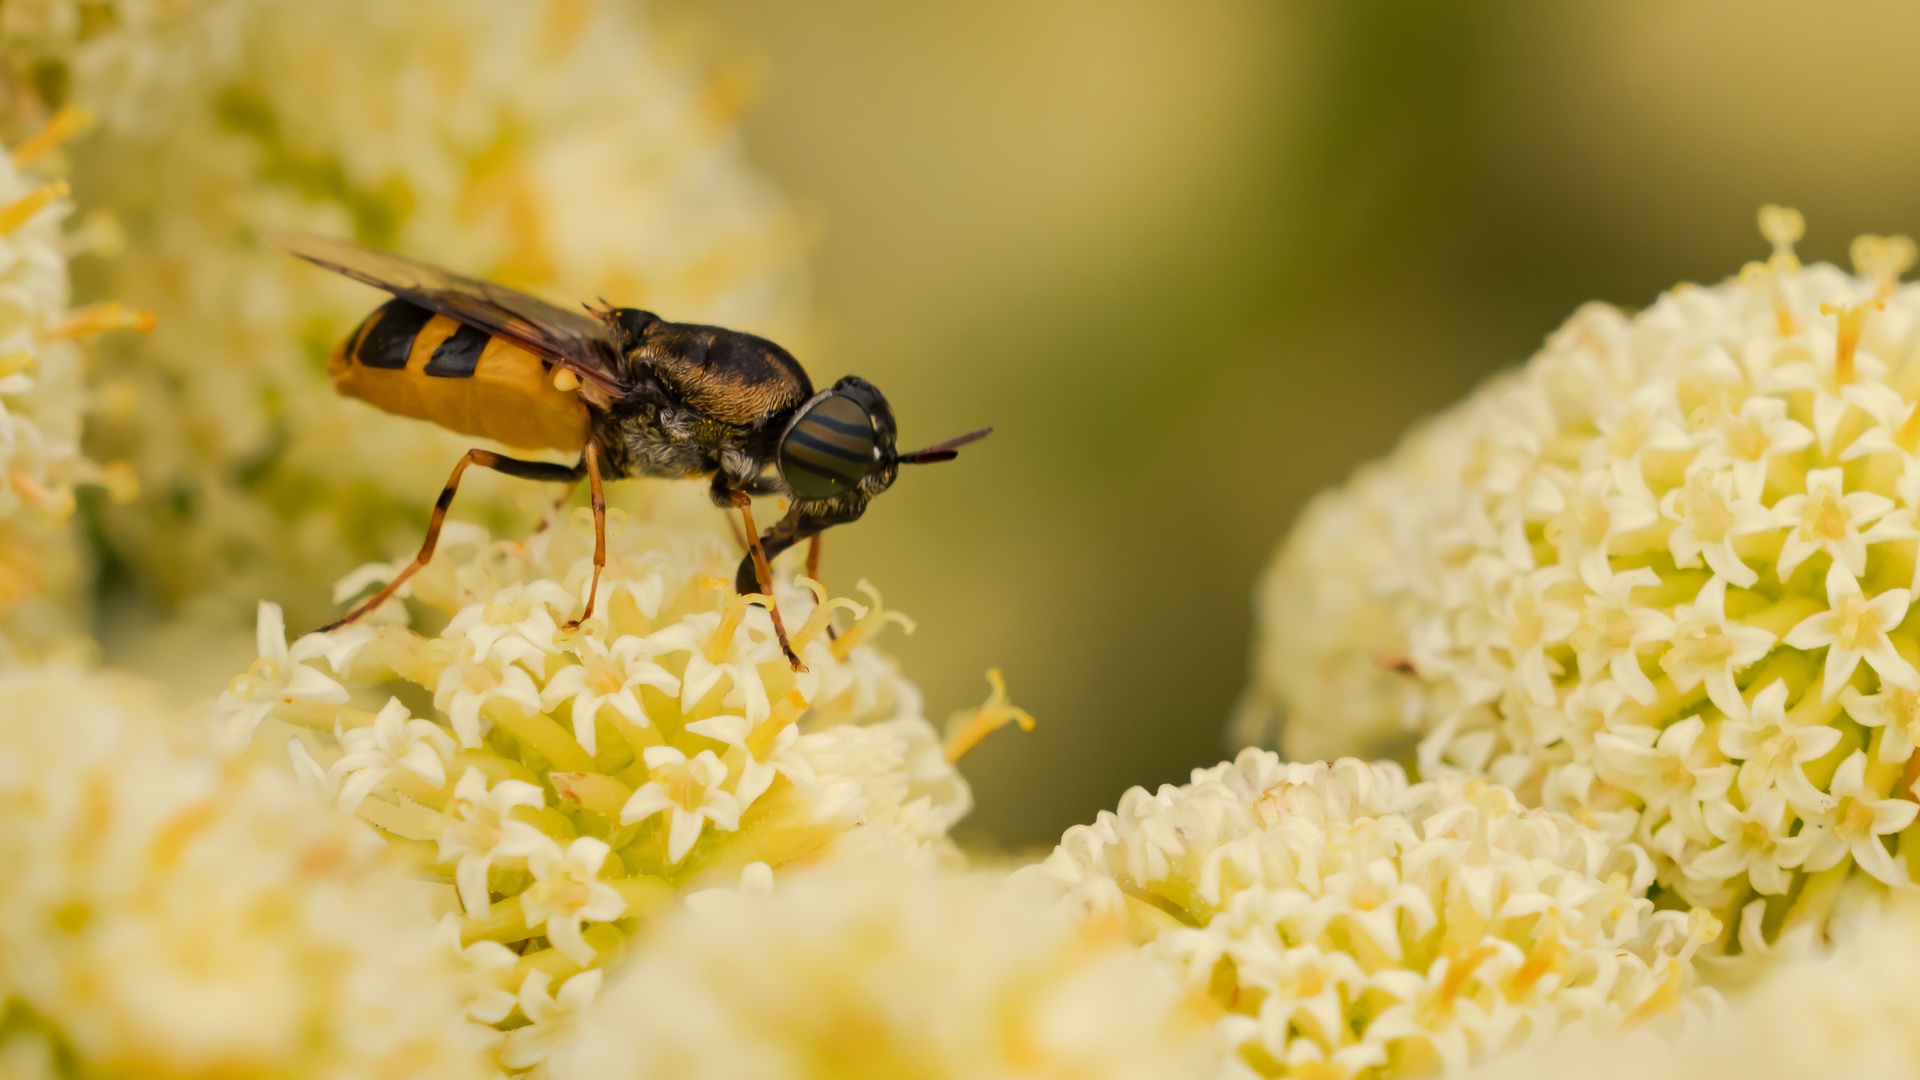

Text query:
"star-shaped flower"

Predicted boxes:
[[1775, 750, 1918, 886], [1768, 466, 1893, 581], [433, 654, 542, 748], [1659, 467, 1775, 588], [327, 697, 454, 812], [1685, 392, 1814, 501], [495, 832, 628, 965], [684, 709, 818, 811], [1658, 576, 1776, 720], [539, 633, 679, 755], [1592, 715, 1733, 845], [1718, 680, 1840, 816], [499, 969, 603, 1071], [1688, 795, 1794, 896], [1568, 566, 1673, 706], [619, 746, 743, 863], [1841, 682, 1920, 764], [444, 580, 575, 667], [1487, 567, 1581, 707], [436, 767, 546, 917], [215, 600, 349, 749], [1783, 563, 1919, 701]]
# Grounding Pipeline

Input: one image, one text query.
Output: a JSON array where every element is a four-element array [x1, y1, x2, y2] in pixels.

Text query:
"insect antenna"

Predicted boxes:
[[897, 426, 993, 464]]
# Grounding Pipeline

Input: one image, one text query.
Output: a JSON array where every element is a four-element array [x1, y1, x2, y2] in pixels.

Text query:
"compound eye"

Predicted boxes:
[[780, 393, 876, 499]]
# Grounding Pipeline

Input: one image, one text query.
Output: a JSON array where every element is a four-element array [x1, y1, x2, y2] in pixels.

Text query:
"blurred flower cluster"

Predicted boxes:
[[0, 0, 1916, 1074], [0, 106, 143, 660], [1246, 209, 1920, 954]]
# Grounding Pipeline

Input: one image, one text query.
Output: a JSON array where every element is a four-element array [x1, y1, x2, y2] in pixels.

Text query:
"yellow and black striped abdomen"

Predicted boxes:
[[328, 299, 590, 453]]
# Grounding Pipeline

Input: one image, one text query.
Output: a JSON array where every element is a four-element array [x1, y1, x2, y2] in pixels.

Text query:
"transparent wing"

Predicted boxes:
[[270, 230, 631, 394]]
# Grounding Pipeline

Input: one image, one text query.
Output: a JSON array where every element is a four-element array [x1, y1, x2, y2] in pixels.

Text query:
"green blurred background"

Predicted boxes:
[[640, 0, 1920, 851]]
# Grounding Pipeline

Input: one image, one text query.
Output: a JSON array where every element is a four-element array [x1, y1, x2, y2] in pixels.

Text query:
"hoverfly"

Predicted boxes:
[[272, 231, 989, 670]]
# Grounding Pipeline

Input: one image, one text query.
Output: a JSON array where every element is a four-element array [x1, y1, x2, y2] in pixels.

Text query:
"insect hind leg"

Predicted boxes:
[[319, 449, 583, 633]]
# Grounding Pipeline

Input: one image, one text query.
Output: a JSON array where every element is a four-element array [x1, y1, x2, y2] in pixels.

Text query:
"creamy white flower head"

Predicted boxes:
[[1025, 752, 1722, 1079], [549, 864, 1218, 1080], [0, 664, 488, 1078], [221, 510, 992, 1043], [1246, 213, 1920, 943], [1466, 899, 1920, 1080]]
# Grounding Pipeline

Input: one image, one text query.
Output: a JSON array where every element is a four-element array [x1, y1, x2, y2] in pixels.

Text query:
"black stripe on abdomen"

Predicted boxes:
[[355, 299, 435, 369], [424, 322, 489, 377]]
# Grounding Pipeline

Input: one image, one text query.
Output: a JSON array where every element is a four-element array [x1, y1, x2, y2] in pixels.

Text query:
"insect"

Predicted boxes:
[[273, 231, 989, 670]]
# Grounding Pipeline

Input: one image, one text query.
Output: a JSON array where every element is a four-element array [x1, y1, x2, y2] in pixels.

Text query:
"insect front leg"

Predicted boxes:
[[729, 490, 805, 673], [731, 502, 864, 595], [321, 448, 585, 632]]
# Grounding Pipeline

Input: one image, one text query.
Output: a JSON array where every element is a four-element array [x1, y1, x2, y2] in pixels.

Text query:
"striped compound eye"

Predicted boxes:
[[779, 392, 877, 499]]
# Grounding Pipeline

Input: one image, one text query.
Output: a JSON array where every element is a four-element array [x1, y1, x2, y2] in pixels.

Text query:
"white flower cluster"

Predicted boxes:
[[0, 664, 489, 1078], [0, 112, 142, 660], [550, 863, 1218, 1080], [1026, 752, 1721, 1079], [1244, 211, 1920, 940], [79, 0, 807, 638], [217, 503, 992, 1072], [1469, 899, 1920, 1080]]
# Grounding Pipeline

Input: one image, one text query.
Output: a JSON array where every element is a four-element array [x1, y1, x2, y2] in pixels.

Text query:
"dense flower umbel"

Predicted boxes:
[[550, 864, 1218, 1080], [0, 113, 144, 660], [78, 0, 808, 640], [1468, 898, 1920, 1080], [218, 507, 1016, 1072], [0, 665, 489, 1079], [1024, 753, 1721, 1079], [1241, 211, 1920, 945]]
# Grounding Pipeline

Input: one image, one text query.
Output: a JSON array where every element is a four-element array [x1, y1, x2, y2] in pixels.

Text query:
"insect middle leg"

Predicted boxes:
[[563, 438, 607, 632], [320, 447, 585, 633], [729, 491, 805, 672]]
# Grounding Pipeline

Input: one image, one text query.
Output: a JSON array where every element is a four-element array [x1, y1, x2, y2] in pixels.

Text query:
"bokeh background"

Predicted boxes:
[[656, 0, 1920, 850], [77, 0, 1920, 851]]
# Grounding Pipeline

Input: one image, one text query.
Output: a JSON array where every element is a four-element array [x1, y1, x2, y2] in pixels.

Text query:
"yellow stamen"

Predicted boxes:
[[553, 368, 580, 391], [1820, 299, 1882, 384], [830, 579, 915, 661], [0, 180, 68, 235], [746, 689, 810, 759], [1417, 944, 1497, 1027], [1503, 914, 1567, 997], [787, 575, 866, 652], [10, 105, 95, 167], [41, 300, 156, 340], [1759, 204, 1804, 266], [0, 349, 33, 378], [1853, 233, 1916, 299], [1622, 959, 1686, 1030], [942, 669, 1036, 763], [1897, 401, 1920, 454], [8, 469, 74, 519], [699, 576, 760, 663]]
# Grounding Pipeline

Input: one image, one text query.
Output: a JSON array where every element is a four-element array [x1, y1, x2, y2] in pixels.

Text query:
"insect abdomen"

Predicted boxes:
[[329, 299, 590, 453]]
